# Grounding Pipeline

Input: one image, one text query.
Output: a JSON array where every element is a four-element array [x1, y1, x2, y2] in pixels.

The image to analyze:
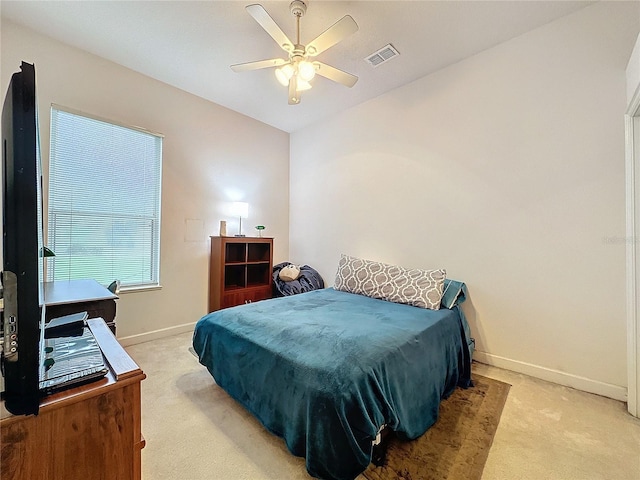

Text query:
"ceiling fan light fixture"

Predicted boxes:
[[298, 61, 316, 81], [296, 79, 312, 91], [275, 64, 295, 86]]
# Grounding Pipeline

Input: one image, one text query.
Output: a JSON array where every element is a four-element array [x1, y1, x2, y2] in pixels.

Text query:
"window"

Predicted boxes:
[[48, 106, 163, 289]]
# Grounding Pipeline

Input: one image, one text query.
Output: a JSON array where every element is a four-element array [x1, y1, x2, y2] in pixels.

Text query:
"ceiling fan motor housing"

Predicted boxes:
[[292, 45, 306, 62]]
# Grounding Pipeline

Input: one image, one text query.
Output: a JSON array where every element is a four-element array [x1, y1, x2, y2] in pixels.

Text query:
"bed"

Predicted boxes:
[[193, 280, 472, 480]]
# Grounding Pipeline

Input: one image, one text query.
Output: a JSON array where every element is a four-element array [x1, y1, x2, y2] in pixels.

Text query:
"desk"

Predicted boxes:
[[1, 318, 146, 480], [44, 279, 118, 335]]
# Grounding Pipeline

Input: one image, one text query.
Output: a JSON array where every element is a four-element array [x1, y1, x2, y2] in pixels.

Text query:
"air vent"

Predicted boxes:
[[365, 44, 400, 68]]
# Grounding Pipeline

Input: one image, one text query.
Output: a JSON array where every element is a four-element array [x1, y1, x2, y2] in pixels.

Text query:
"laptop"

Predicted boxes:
[[39, 313, 108, 394]]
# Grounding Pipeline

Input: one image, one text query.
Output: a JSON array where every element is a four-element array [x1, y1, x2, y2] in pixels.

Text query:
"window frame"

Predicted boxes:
[[47, 104, 164, 291]]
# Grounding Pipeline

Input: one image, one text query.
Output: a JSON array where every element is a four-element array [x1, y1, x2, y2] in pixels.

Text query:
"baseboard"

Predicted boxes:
[[117, 321, 197, 347], [473, 350, 627, 402]]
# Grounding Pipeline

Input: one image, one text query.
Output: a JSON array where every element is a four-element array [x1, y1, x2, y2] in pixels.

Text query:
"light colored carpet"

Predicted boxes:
[[125, 332, 640, 480]]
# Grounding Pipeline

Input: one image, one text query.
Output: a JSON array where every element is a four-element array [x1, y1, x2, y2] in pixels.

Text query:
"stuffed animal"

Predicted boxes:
[[279, 264, 301, 282]]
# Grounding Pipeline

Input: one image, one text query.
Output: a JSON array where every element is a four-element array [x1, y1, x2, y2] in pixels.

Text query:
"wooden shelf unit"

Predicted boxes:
[[209, 236, 273, 311]]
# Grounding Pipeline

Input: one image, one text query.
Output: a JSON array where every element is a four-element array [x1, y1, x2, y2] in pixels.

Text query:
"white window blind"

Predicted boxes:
[[48, 106, 163, 288]]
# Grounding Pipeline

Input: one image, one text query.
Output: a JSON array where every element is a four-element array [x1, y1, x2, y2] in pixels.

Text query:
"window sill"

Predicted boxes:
[[118, 284, 162, 294]]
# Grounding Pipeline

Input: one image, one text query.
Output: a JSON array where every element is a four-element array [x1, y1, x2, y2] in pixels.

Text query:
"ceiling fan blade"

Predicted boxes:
[[231, 58, 287, 72], [288, 75, 301, 105], [314, 62, 358, 88], [246, 4, 294, 52], [306, 15, 358, 57]]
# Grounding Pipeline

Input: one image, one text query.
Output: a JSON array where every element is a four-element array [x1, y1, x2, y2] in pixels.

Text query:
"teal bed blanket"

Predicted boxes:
[[193, 288, 472, 480]]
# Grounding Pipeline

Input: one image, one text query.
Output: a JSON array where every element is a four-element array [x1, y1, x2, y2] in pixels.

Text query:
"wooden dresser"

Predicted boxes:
[[1, 318, 146, 480], [209, 236, 273, 311]]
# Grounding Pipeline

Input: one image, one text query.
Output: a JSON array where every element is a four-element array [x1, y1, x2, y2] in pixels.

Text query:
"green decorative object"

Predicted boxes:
[[255, 225, 265, 237], [40, 246, 55, 257]]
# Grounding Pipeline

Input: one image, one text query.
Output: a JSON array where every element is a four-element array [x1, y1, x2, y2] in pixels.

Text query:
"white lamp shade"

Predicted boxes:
[[298, 61, 316, 81], [275, 64, 294, 86], [296, 79, 312, 91], [231, 202, 249, 218]]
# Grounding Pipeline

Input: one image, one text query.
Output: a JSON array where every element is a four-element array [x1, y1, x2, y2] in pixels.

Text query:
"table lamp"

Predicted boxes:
[[231, 202, 249, 237]]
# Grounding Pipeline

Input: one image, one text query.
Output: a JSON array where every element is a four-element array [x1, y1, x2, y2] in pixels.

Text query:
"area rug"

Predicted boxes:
[[363, 374, 510, 480]]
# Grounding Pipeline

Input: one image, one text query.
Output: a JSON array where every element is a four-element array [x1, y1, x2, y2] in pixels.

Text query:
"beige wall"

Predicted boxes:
[[627, 33, 640, 104], [1, 20, 290, 342], [625, 31, 640, 416], [290, 2, 639, 398]]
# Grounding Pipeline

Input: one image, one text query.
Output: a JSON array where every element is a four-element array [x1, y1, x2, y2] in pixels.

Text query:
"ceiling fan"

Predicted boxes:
[[231, 1, 359, 105]]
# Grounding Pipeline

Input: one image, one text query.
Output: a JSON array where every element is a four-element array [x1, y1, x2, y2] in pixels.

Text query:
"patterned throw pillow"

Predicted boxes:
[[334, 255, 446, 310]]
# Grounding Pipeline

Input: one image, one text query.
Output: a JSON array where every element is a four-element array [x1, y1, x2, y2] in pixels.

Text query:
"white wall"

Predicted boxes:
[[290, 2, 640, 399], [625, 32, 640, 416], [627, 33, 640, 104], [1, 20, 290, 342]]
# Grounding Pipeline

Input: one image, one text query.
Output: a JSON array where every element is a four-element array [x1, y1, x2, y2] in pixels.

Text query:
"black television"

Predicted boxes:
[[1, 61, 45, 415]]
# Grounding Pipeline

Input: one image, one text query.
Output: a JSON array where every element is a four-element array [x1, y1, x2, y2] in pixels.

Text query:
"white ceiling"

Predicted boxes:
[[1, 0, 594, 133]]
